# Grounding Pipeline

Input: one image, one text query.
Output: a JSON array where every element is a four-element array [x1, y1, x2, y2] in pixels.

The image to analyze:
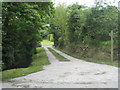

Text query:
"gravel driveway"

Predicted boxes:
[[2, 46, 118, 88]]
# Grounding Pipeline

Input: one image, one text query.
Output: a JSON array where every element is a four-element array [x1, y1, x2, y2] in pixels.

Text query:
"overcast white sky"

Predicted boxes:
[[52, 0, 119, 7]]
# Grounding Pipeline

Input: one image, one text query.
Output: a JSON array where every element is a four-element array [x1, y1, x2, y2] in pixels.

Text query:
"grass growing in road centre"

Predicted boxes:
[[48, 47, 70, 61]]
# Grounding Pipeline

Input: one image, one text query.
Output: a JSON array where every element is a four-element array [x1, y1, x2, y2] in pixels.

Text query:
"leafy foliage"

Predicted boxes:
[[50, 3, 118, 47], [50, 4, 68, 47], [50, 2, 118, 62], [2, 2, 54, 70]]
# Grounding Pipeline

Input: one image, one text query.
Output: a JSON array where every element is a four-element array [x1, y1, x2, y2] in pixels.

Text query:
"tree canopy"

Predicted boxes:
[[50, 2, 118, 47]]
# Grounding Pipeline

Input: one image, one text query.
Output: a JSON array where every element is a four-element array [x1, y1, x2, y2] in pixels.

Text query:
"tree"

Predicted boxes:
[[2, 2, 54, 70], [67, 3, 85, 44], [50, 4, 68, 47]]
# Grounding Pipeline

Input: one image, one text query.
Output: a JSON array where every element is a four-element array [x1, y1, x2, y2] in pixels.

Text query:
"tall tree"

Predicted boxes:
[[50, 4, 68, 47]]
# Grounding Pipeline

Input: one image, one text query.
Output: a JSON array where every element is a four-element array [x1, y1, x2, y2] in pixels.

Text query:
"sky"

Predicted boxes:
[[52, 0, 119, 7]]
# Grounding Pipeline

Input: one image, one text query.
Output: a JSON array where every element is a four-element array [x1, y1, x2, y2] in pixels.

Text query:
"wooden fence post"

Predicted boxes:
[[110, 30, 113, 62]]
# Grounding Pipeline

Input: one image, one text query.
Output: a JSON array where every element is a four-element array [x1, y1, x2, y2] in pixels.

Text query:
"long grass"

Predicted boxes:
[[54, 47, 118, 67], [2, 47, 50, 81], [48, 47, 70, 61]]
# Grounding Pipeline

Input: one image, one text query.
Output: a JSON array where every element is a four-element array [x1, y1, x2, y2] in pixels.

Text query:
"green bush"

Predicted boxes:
[[2, 2, 54, 70]]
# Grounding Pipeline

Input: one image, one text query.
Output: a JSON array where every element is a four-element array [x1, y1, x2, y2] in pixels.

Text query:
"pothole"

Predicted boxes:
[[59, 75, 67, 78], [94, 72, 106, 75], [64, 72, 71, 75], [78, 72, 90, 75]]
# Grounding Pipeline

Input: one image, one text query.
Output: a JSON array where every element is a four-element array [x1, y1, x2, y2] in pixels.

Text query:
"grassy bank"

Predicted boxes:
[[48, 47, 70, 61], [41, 40, 54, 46], [54, 47, 118, 67], [2, 47, 50, 81]]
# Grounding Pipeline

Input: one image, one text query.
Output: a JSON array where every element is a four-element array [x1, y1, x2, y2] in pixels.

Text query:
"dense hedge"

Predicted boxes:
[[2, 2, 54, 70]]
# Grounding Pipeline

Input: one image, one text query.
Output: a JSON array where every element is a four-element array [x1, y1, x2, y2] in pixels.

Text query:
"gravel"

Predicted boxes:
[[1, 46, 118, 88]]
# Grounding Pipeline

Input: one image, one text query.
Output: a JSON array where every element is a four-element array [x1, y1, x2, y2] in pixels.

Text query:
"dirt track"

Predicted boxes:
[[1, 46, 118, 88]]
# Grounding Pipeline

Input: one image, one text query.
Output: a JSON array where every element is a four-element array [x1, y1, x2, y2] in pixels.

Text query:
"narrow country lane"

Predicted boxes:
[[2, 46, 118, 88]]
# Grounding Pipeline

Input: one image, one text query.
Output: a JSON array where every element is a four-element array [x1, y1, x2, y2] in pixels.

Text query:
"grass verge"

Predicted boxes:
[[41, 39, 54, 46], [54, 47, 118, 67], [2, 47, 50, 81], [48, 47, 70, 61]]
